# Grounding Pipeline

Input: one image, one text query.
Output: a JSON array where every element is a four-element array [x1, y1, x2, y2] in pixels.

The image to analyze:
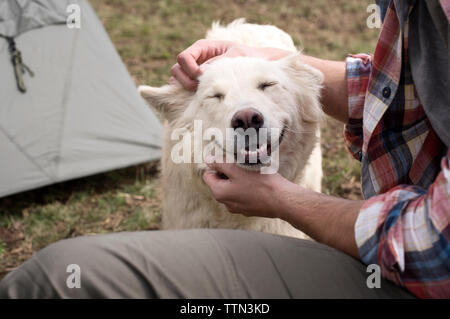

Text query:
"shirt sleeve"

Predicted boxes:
[[355, 149, 450, 298], [344, 54, 373, 161]]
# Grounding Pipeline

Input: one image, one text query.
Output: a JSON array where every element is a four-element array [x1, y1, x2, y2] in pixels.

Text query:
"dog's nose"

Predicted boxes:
[[231, 108, 264, 131]]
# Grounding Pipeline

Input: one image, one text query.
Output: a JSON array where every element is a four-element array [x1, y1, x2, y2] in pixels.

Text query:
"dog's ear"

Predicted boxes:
[[138, 84, 194, 122], [278, 53, 324, 123]]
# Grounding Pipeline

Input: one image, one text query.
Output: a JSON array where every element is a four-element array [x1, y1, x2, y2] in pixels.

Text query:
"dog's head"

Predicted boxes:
[[139, 54, 323, 174]]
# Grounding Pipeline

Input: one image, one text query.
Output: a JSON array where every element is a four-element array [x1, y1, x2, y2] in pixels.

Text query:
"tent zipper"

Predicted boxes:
[[0, 34, 34, 93]]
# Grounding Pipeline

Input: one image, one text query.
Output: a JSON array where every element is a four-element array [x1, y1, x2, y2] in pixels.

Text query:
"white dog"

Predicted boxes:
[[139, 19, 323, 238]]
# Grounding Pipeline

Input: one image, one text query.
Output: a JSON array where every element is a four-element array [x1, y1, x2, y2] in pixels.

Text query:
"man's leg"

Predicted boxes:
[[0, 229, 414, 298]]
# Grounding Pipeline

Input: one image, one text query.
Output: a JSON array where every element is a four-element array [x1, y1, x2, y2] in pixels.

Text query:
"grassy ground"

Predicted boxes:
[[0, 0, 378, 279]]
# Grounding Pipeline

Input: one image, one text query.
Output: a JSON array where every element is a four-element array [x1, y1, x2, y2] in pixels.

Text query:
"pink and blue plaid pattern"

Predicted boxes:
[[345, 0, 450, 298]]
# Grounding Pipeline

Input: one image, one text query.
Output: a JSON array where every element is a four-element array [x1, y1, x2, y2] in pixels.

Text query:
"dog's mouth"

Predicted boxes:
[[211, 126, 286, 167], [234, 126, 286, 166]]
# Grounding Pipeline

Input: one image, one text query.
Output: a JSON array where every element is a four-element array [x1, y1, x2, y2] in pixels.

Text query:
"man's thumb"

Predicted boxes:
[[205, 156, 237, 179]]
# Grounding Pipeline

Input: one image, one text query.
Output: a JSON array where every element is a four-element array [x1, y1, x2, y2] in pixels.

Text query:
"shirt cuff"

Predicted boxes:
[[354, 185, 425, 273]]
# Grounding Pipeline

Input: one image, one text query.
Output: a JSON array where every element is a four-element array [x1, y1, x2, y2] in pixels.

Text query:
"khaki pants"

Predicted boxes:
[[0, 229, 413, 298]]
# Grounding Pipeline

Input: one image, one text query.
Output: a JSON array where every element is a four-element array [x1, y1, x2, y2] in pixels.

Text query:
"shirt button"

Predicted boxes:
[[382, 86, 391, 98]]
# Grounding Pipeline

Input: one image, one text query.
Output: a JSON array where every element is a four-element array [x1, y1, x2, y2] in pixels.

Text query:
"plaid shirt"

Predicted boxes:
[[345, 0, 450, 298]]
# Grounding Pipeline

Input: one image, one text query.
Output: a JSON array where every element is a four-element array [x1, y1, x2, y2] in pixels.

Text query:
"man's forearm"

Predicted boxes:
[[299, 55, 349, 123], [277, 180, 363, 258]]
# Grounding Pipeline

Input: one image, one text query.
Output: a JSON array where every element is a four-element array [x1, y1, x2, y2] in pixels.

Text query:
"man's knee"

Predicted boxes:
[[0, 235, 111, 298], [1, 238, 70, 298]]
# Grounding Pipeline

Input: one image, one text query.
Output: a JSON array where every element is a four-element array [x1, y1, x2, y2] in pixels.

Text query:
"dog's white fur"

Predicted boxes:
[[139, 19, 323, 238]]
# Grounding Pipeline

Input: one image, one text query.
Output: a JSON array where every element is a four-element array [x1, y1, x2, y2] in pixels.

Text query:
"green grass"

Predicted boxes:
[[0, 239, 5, 258], [0, 163, 161, 277], [0, 0, 377, 278]]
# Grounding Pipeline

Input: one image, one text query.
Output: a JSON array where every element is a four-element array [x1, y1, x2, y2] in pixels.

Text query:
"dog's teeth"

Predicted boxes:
[[256, 144, 267, 155]]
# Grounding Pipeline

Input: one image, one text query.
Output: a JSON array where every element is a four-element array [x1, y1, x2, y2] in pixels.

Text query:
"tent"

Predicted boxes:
[[0, 0, 163, 198]]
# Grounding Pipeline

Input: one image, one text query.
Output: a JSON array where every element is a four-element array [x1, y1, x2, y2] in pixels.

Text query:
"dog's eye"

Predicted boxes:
[[258, 81, 278, 91], [207, 93, 224, 100]]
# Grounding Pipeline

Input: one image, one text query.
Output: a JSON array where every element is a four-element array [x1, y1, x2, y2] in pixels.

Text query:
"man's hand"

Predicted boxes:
[[171, 39, 292, 91], [202, 157, 364, 259], [202, 159, 288, 218]]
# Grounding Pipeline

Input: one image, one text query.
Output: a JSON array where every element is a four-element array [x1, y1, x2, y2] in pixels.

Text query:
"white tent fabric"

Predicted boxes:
[[0, 0, 163, 197]]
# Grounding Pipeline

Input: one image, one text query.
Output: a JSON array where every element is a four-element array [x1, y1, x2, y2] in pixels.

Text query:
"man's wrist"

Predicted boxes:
[[298, 55, 349, 122], [274, 179, 311, 222], [264, 174, 294, 219], [275, 180, 363, 258]]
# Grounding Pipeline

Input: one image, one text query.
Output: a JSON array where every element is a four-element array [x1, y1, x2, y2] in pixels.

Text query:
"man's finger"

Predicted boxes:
[[168, 76, 177, 85], [203, 169, 224, 186], [202, 169, 231, 200], [205, 157, 241, 179], [170, 64, 198, 91], [177, 46, 204, 80]]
